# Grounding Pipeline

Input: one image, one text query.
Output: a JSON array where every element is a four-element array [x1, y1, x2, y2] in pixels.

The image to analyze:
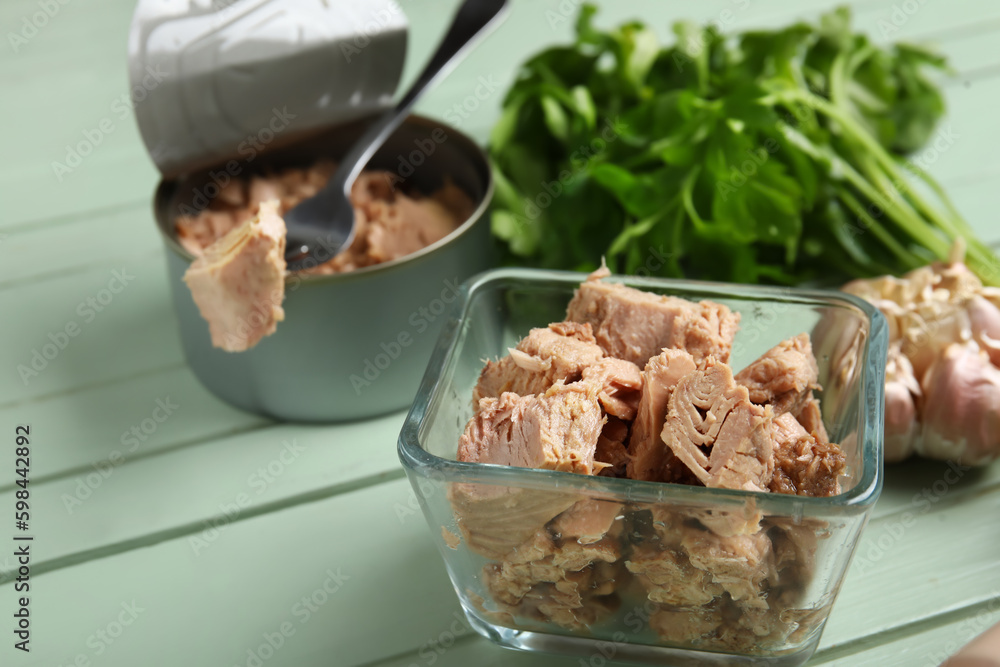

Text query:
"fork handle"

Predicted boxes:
[[328, 0, 509, 197]]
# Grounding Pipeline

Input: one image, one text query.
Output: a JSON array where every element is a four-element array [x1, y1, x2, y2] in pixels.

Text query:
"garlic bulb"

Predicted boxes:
[[837, 241, 1000, 466]]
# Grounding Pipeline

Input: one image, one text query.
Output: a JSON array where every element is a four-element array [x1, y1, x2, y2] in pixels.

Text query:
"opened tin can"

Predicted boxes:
[[130, 0, 496, 421]]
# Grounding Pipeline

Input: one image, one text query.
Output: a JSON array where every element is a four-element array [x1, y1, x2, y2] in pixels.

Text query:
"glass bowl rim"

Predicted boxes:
[[398, 267, 887, 512]]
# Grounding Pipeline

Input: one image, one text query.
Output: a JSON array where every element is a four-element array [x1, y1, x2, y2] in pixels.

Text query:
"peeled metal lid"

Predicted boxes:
[[128, 0, 408, 179]]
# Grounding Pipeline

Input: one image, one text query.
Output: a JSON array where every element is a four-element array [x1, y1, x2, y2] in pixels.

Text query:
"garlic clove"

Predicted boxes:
[[918, 342, 1000, 466], [811, 313, 866, 416], [979, 286, 1000, 308], [884, 346, 920, 463], [981, 333, 1000, 368], [966, 295, 1000, 367]]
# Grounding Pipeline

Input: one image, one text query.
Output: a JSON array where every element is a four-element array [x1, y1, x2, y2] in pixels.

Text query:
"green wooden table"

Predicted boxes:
[[1, 0, 999, 665]]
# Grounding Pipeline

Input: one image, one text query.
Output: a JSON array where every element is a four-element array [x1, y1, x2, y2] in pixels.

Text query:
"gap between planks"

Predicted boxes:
[[0, 360, 186, 413], [0, 197, 147, 234], [0, 248, 162, 292]]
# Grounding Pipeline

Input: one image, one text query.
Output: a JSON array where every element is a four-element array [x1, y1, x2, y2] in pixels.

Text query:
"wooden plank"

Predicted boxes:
[[0, 409, 405, 581], [0, 478, 458, 667], [814, 601, 1000, 665], [808, 485, 1000, 648], [5, 474, 1000, 667], [1, 355, 995, 619], [0, 366, 268, 488], [0, 0, 157, 227], [851, 0, 1000, 44], [921, 17, 1000, 76], [0, 202, 157, 288], [947, 173, 1000, 244], [870, 456, 1000, 520], [0, 255, 181, 406]]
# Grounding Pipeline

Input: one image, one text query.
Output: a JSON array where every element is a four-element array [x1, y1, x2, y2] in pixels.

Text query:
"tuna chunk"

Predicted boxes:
[[627, 349, 698, 482], [769, 518, 823, 588], [580, 357, 643, 420], [627, 507, 773, 610], [638, 519, 818, 654], [594, 417, 630, 478], [625, 543, 722, 607], [681, 527, 773, 609], [483, 528, 622, 630], [734, 333, 819, 415], [472, 322, 604, 406], [649, 606, 720, 646], [566, 272, 739, 367], [772, 412, 809, 444], [793, 392, 830, 444], [692, 503, 764, 538], [366, 181, 465, 263], [769, 413, 846, 497], [183, 200, 286, 352], [459, 383, 605, 475], [448, 484, 578, 559], [248, 176, 283, 210], [473, 322, 641, 420], [649, 595, 814, 654], [549, 499, 623, 545], [455, 352, 619, 560], [661, 359, 775, 492]]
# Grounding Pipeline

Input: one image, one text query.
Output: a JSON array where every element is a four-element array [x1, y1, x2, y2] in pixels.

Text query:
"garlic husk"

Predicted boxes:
[[898, 300, 972, 379], [924, 253, 982, 302]]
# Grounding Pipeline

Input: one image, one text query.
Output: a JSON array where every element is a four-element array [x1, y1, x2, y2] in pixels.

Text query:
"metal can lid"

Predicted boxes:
[[128, 0, 408, 179]]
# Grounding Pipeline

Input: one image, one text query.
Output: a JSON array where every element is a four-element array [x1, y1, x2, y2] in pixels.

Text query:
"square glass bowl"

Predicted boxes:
[[398, 268, 888, 666]]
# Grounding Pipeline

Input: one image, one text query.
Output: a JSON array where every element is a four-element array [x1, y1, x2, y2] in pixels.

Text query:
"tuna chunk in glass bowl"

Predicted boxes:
[[398, 267, 888, 666]]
